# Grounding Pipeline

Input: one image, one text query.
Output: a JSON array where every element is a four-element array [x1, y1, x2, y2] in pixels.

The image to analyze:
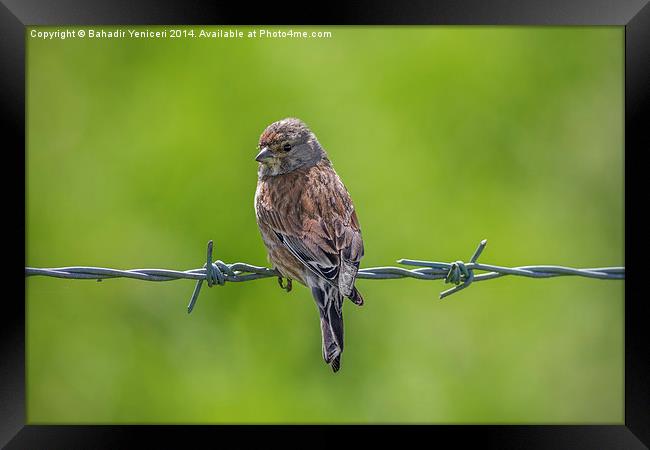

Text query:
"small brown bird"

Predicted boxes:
[[254, 118, 364, 372]]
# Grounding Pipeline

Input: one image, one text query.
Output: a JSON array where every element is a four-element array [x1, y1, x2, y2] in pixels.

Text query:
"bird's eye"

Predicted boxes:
[[283, 143, 292, 152]]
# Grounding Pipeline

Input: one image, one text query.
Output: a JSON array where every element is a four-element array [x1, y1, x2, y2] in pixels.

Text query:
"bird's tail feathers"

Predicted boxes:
[[330, 354, 341, 372], [313, 284, 344, 373], [320, 316, 342, 367]]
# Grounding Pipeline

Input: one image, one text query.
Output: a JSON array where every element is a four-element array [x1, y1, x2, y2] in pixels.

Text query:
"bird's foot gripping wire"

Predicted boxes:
[[278, 276, 292, 292]]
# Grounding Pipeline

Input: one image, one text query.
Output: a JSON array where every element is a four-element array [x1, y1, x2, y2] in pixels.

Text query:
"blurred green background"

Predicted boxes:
[[26, 26, 624, 423]]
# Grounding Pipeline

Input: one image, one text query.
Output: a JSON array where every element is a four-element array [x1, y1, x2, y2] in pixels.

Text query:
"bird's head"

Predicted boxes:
[[256, 118, 326, 177]]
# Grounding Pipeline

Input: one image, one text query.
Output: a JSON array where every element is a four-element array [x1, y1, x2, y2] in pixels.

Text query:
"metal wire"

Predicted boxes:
[[24, 239, 625, 313]]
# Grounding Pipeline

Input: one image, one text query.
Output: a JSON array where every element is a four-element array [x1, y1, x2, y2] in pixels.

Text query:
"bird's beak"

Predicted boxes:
[[255, 147, 274, 163]]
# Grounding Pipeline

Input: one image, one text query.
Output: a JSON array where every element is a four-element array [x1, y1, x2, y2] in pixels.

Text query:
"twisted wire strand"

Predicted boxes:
[[24, 239, 624, 312]]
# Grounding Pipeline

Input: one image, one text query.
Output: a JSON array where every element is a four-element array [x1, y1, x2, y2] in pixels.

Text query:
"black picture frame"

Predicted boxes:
[[3, 1, 647, 447]]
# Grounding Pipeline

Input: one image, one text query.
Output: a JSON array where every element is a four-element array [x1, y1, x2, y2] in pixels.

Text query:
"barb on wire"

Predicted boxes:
[[24, 239, 625, 313]]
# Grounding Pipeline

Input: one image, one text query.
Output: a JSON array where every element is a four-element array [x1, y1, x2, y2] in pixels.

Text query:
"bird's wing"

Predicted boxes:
[[258, 205, 342, 285], [256, 164, 364, 293], [336, 208, 364, 297]]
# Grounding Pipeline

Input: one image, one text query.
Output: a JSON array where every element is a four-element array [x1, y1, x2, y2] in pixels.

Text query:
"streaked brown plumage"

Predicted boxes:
[[254, 118, 364, 372]]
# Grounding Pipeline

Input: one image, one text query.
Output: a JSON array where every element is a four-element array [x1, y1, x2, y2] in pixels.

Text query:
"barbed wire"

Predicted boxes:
[[25, 239, 625, 313]]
